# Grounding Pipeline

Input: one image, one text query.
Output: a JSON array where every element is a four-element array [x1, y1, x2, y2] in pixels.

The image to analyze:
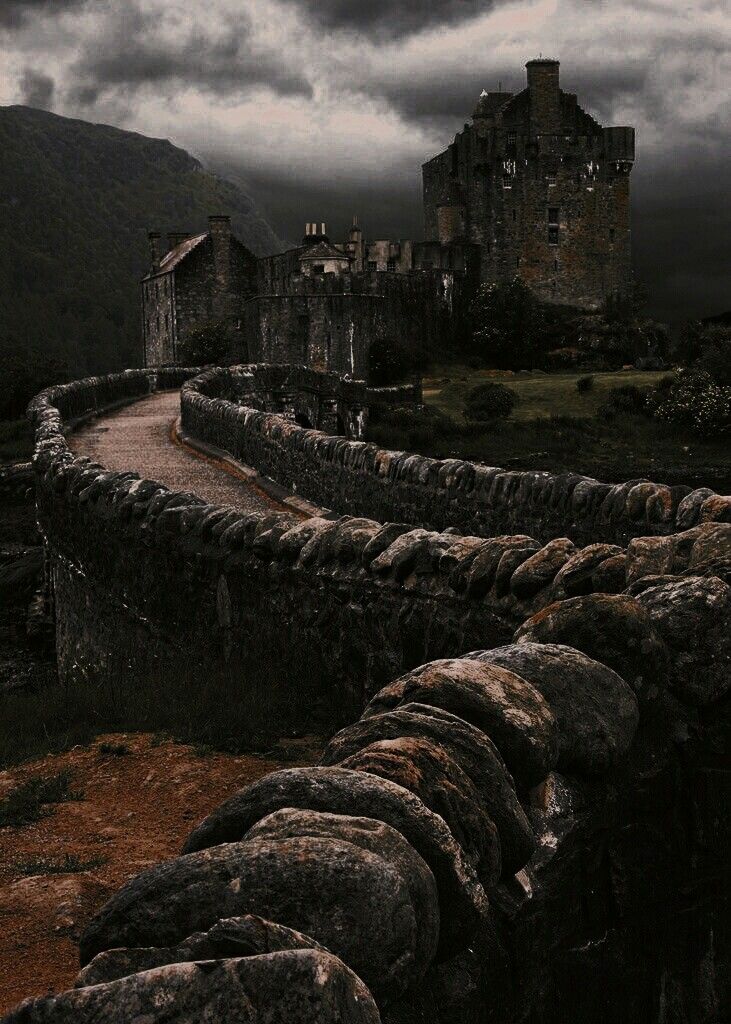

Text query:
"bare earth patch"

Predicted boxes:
[[0, 733, 315, 1013]]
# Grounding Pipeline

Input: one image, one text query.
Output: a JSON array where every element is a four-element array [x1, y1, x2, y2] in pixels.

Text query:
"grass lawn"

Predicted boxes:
[[425, 367, 669, 421], [369, 366, 731, 491]]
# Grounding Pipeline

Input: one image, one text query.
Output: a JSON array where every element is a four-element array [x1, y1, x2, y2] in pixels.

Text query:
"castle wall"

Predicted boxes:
[[142, 273, 176, 365], [245, 271, 454, 379]]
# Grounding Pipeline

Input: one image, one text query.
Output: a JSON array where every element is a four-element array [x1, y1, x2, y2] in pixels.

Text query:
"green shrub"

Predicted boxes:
[[576, 375, 594, 393], [653, 368, 731, 436], [464, 382, 518, 422], [177, 319, 232, 366], [598, 383, 653, 420], [368, 403, 467, 452], [368, 334, 425, 386], [696, 327, 731, 386], [0, 771, 81, 827]]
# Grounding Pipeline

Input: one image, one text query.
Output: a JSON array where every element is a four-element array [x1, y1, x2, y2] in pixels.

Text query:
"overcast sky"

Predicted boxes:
[[1, 0, 729, 319]]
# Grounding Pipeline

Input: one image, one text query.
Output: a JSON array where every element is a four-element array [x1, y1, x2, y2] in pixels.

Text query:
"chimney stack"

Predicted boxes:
[[526, 58, 561, 132], [208, 215, 231, 319], [148, 231, 162, 270]]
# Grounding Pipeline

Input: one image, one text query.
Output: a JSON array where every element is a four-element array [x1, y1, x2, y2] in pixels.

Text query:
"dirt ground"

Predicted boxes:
[[0, 732, 315, 1014]]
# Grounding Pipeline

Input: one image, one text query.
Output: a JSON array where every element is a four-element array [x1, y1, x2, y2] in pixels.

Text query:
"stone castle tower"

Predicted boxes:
[[422, 59, 635, 310]]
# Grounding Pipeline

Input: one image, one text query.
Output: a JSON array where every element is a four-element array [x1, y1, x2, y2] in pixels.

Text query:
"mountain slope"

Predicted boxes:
[[0, 106, 283, 374]]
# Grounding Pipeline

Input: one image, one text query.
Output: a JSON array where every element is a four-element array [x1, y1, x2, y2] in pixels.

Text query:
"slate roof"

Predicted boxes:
[[144, 232, 207, 280], [300, 240, 353, 262]]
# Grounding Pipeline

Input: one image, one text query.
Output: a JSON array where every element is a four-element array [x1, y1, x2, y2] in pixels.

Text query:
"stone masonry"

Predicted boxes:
[[142, 216, 258, 365], [423, 59, 635, 309], [13, 365, 731, 1023]]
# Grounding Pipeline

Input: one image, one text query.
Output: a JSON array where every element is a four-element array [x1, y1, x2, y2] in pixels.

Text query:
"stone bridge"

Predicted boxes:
[[9, 364, 730, 1024]]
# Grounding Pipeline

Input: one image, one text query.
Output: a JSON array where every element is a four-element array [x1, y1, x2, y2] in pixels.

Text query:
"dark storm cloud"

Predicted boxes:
[[359, 59, 649, 133], [215, 158, 425, 250], [0, 0, 84, 29], [69, 4, 312, 105], [19, 67, 54, 108], [632, 147, 731, 320], [289, 0, 492, 37]]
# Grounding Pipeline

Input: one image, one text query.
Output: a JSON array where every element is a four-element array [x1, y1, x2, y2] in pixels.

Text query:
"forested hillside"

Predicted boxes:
[[0, 106, 283, 377]]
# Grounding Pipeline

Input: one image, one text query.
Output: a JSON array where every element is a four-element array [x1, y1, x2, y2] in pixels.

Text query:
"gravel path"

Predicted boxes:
[[70, 391, 280, 513]]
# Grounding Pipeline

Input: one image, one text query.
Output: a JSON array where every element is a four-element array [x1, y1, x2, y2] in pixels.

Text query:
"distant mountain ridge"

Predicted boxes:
[[0, 105, 284, 374]]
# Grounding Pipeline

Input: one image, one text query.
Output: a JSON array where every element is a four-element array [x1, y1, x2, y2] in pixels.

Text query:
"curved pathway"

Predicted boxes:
[[70, 391, 282, 514]]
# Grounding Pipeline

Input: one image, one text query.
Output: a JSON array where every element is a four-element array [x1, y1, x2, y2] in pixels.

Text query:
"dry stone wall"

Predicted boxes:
[[9, 601, 729, 1023], [30, 365, 712, 723], [181, 366, 731, 546], [16, 365, 730, 1023]]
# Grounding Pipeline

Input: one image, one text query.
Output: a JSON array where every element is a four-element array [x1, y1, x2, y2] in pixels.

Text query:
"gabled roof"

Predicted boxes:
[[144, 232, 207, 280], [300, 239, 353, 262]]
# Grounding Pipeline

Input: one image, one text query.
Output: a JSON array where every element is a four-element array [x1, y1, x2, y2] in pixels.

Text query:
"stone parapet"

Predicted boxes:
[[182, 365, 730, 545]]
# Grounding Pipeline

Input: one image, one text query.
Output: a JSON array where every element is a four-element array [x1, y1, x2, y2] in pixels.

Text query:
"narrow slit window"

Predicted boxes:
[[548, 207, 559, 245]]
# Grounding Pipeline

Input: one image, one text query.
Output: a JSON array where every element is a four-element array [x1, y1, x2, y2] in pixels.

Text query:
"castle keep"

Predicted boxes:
[[422, 59, 635, 309]]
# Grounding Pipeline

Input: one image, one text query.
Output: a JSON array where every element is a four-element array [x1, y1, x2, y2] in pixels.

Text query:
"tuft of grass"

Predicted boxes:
[[0, 771, 83, 828], [98, 741, 130, 757], [14, 853, 107, 876]]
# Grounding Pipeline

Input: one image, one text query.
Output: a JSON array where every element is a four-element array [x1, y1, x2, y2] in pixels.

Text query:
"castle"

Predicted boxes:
[[423, 58, 635, 308], [143, 218, 470, 374], [142, 59, 634, 370]]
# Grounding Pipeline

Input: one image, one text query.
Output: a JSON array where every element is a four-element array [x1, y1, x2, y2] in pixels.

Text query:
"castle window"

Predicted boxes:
[[554, 259, 559, 272], [546, 174, 557, 187], [367, 261, 377, 272], [548, 207, 559, 245], [502, 175, 512, 189], [512, 209, 517, 222], [313, 264, 325, 274], [609, 228, 615, 242], [516, 256, 520, 268], [387, 258, 397, 272]]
